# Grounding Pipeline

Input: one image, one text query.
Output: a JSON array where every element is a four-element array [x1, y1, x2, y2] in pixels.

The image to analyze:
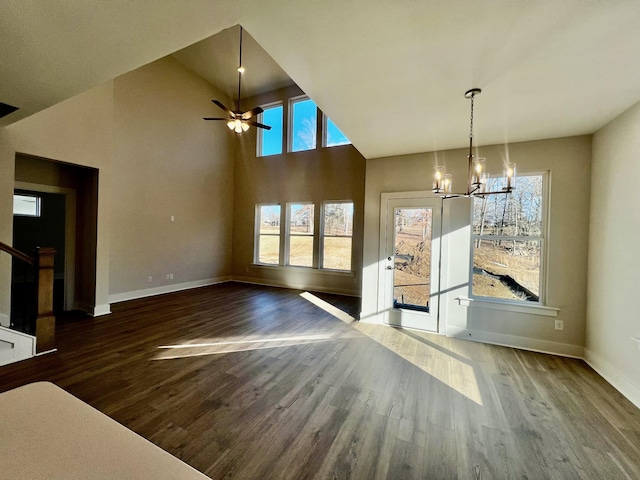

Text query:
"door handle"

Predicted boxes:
[[386, 266, 393, 270]]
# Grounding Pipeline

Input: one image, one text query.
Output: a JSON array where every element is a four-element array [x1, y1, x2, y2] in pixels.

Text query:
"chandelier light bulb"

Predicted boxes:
[[504, 163, 516, 190], [443, 174, 452, 194], [433, 166, 447, 192]]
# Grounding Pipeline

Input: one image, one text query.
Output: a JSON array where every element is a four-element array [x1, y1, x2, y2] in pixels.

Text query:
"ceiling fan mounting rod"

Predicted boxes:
[[237, 26, 243, 112]]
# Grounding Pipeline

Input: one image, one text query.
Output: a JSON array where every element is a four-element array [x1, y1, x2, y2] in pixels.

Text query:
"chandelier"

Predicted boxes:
[[433, 88, 516, 197]]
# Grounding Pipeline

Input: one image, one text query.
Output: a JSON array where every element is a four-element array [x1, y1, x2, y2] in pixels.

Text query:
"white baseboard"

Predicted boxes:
[[108, 277, 231, 304], [0, 326, 36, 366], [91, 304, 112, 317], [446, 326, 585, 358], [231, 276, 360, 297], [358, 311, 384, 325], [0, 313, 9, 328], [584, 348, 640, 409]]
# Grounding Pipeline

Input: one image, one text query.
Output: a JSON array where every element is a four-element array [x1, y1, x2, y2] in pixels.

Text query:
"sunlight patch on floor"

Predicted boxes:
[[299, 291, 355, 324], [153, 331, 363, 360], [354, 322, 483, 406]]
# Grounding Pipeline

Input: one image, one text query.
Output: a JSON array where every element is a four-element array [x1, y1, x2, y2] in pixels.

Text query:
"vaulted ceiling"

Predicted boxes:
[[2, 1, 640, 159]]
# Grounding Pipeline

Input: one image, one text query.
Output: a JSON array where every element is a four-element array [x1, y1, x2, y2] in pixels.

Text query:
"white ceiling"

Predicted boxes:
[[2, 1, 640, 159]]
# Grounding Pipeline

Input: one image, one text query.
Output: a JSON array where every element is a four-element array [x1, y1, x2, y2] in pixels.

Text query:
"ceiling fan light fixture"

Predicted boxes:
[[203, 26, 271, 134]]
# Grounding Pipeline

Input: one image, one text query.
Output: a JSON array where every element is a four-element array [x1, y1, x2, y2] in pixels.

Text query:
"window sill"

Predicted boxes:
[[250, 264, 355, 277], [456, 297, 559, 317]]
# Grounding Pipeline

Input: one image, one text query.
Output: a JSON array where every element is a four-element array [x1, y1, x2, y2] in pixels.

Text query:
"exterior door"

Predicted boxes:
[[380, 194, 442, 332]]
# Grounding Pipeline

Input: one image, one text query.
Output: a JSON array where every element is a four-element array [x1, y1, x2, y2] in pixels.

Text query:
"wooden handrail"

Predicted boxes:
[[0, 241, 35, 265], [1, 241, 56, 352]]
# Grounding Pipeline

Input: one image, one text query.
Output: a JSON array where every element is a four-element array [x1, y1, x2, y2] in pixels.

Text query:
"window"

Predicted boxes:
[[321, 202, 353, 271], [257, 103, 283, 157], [13, 194, 41, 217], [290, 97, 317, 152], [256, 204, 281, 265], [287, 203, 314, 267], [323, 116, 351, 147], [471, 173, 546, 303]]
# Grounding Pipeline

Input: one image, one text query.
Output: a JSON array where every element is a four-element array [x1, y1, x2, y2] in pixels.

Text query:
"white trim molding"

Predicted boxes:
[[108, 277, 231, 304], [584, 348, 640, 410], [446, 325, 584, 358], [457, 297, 559, 317], [232, 276, 359, 297], [91, 304, 112, 317], [0, 327, 36, 366]]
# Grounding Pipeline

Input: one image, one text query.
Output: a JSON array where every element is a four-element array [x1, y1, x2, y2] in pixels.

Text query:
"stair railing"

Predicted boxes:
[[0, 241, 56, 353]]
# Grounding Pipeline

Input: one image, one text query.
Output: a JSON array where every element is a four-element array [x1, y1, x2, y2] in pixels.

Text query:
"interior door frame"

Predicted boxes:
[[14, 181, 77, 311], [378, 191, 444, 333]]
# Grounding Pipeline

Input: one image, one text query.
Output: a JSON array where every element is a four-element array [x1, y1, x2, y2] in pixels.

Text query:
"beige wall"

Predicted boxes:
[[109, 57, 234, 298], [363, 136, 592, 356], [587, 101, 640, 407], [0, 56, 235, 318], [0, 82, 114, 318], [231, 87, 366, 296]]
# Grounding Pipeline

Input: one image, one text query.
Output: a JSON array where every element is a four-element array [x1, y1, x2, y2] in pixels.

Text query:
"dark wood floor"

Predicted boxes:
[[1, 282, 639, 479]]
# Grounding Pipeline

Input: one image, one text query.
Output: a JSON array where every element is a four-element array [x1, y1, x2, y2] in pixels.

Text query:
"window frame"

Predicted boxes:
[[254, 203, 282, 266], [320, 200, 354, 272], [322, 114, 351, 148], [13, 193, 41, 217], [256, 101, 284, 158], [285, 201, 316, 268], [469, 171, 549, 306], [288, 95, 318, 153]]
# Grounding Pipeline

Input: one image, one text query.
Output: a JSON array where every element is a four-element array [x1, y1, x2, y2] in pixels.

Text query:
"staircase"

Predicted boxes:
[[0, 327, 35, 366], [0, 241, 56, 366]]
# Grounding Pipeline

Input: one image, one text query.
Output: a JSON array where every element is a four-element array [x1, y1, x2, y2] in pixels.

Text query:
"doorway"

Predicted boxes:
[[379, 193, 442, 332], [13, 153, 98, 317]]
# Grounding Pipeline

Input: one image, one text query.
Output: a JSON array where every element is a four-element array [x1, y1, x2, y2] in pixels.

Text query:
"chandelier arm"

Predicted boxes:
[[435, 88, 514, 199]]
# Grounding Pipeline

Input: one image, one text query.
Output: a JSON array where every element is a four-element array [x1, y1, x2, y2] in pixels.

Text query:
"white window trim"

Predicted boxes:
[[13, 193, 41, 217], [469, 170, 550, 306], [256, 101, 283, 158], [456, 296, 559, 317], [320, 200, 354, 272], [288, 95, 317, 153], [254, 203, 282, 265], [285, 201, 315, 268], [322, 114, 351, 148]]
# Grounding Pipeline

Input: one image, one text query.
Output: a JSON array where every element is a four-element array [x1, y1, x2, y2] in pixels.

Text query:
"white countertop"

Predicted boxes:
[[0, 382, 210, 479]]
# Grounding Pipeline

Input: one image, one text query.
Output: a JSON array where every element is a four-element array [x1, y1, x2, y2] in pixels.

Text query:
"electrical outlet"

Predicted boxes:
[[165, 274, 170, 280], [147, 276, 153, 283], [169, 273, 173, 280], [555, 320, 564, 331]]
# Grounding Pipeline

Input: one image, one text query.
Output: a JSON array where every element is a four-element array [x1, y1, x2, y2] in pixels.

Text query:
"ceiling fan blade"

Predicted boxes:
[[211, 100, 233, 115], [246, 120, 272, 130], [241, 106, 264, 120], [203, 117, 228, 121]]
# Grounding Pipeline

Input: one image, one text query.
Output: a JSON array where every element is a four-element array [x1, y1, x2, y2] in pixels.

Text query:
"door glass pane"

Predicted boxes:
[[393, 208, 432, 312]]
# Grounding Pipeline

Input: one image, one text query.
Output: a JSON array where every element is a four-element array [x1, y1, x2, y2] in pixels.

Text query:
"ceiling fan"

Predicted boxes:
[[204, 26, 271, 133]]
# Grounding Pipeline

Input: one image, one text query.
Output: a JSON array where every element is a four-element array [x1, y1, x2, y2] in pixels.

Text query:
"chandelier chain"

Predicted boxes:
[[469, 93, 474, 140]]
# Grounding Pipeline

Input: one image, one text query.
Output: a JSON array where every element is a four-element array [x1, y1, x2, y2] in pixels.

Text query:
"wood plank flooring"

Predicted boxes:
[[1, 282, 639, 479]]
